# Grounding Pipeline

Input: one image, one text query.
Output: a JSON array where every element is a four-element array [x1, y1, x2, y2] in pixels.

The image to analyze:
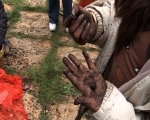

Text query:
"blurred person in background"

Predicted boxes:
[[0, 0, 9, 68], [48, 0, 72, 32]]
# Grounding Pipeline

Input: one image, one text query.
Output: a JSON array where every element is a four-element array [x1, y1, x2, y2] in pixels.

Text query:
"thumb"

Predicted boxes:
[[72, 3, 80, 16], [74, 96, 99, 112], [64, 4, 80, 27]]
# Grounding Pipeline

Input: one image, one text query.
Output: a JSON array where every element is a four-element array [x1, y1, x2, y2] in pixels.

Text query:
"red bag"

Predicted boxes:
[[79, 0, 94, 7], [0, 69, 28, 120]]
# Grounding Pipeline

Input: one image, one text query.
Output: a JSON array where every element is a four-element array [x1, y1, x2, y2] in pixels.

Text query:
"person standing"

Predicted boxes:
[[0, 0, 8, 68], [48, 0, 72, 32], [63, 0, 150, 119]]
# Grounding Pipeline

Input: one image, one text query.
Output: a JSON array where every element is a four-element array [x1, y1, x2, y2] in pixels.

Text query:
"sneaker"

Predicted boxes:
[[49, 23, 56, 32], [65, 28, 69, 32]]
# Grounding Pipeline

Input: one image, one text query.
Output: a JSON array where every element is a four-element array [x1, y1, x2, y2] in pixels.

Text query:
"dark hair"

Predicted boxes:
[[114, 0, 150, 52]]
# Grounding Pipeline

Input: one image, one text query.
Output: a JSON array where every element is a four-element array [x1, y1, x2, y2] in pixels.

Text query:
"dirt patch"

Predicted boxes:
[[59, 36, 72, 43], [83, 43, 99, 50], [4, 4, 12, 11], [22, 84, 42, 120], [25, 0, 46, 7], [57, 46, 99, 67], [11, 12, 51, 37], [49, 97, 87, 120], [4, 37, 51, 70]]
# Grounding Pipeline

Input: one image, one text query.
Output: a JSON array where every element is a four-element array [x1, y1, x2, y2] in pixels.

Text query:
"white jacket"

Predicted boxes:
[[84, 0, 150, 119]]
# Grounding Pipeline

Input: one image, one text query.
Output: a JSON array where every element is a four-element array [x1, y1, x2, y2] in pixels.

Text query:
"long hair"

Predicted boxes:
[[114, 0, 150, 52]]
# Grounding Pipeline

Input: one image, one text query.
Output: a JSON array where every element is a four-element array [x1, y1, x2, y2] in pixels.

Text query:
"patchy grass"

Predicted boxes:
[[22, 6, 48, 13], [20, 31, 79, 119], [2, 0, 98, 119], [3, 0, 79, 118]]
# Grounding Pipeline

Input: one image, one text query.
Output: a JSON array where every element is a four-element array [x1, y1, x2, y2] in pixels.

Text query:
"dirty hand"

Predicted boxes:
[[64, 3, 97, 45], [62, 51, 106, 112]]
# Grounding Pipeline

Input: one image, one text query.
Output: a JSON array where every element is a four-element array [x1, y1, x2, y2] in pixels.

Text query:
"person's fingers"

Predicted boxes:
[[68, 54, 88, 73], [88, 23, 97, 43], [84, 31, 93, 44], [80, 23, 90, 42], [64, 4, 83, 28], [74, 96, 99, 112], [69, 14, 85, 33], [86, 25, 96, 43], [64, 15, 74, 28], [63, 57, 82, 77], [73, 19, 87, 45], [72, 3, 80, 18], [63, 68, 77, 81], [82, 51, 98, 71], [63, 68, 86, 92], [84, 12, 93, 23]]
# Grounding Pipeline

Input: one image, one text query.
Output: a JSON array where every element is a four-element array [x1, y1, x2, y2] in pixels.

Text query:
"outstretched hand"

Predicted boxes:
[[62, 51, 106, 112], [64, 3, 97, 45]]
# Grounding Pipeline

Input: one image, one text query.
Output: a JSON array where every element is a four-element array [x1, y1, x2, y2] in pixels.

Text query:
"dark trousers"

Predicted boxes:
[[49, 0, 72, 24]]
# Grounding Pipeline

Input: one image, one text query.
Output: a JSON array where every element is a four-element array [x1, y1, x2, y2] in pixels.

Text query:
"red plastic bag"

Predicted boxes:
[[0, 69, 28, 120], [79, 0, 94, 7]]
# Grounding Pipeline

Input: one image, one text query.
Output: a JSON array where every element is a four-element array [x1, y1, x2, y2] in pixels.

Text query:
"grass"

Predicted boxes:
[[2, 0, 79, 119], [2, 0, 99, 119], [20, 30, 79, 119]]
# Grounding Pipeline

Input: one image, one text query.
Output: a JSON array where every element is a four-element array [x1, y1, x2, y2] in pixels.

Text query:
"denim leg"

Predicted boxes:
[[62, 0, 72, 21], [49, 0, 60, 24]]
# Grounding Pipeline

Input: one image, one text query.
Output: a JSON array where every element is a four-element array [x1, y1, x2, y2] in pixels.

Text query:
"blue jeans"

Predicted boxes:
[[49, 0, 72, 24]]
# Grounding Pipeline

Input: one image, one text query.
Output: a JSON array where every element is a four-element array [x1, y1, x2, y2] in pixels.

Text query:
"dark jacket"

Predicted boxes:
[[0, 0, 8, 48]]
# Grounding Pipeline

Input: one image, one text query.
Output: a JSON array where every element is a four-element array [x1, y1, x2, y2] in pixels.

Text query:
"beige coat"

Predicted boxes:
[[84, 0, 150, 119]]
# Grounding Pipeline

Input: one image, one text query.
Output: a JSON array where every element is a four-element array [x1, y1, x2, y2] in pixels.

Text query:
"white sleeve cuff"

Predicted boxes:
[[90, 81, 135, 120]]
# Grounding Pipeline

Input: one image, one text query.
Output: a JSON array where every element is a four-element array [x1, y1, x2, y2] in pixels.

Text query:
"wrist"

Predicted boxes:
[[88, 11, 98, 26]]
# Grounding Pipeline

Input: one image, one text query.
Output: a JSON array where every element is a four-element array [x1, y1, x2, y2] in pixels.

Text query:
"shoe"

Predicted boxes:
[[49, 23, 56, 32], [3, 39, 9, 56], [65, 28, 69, 32]]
